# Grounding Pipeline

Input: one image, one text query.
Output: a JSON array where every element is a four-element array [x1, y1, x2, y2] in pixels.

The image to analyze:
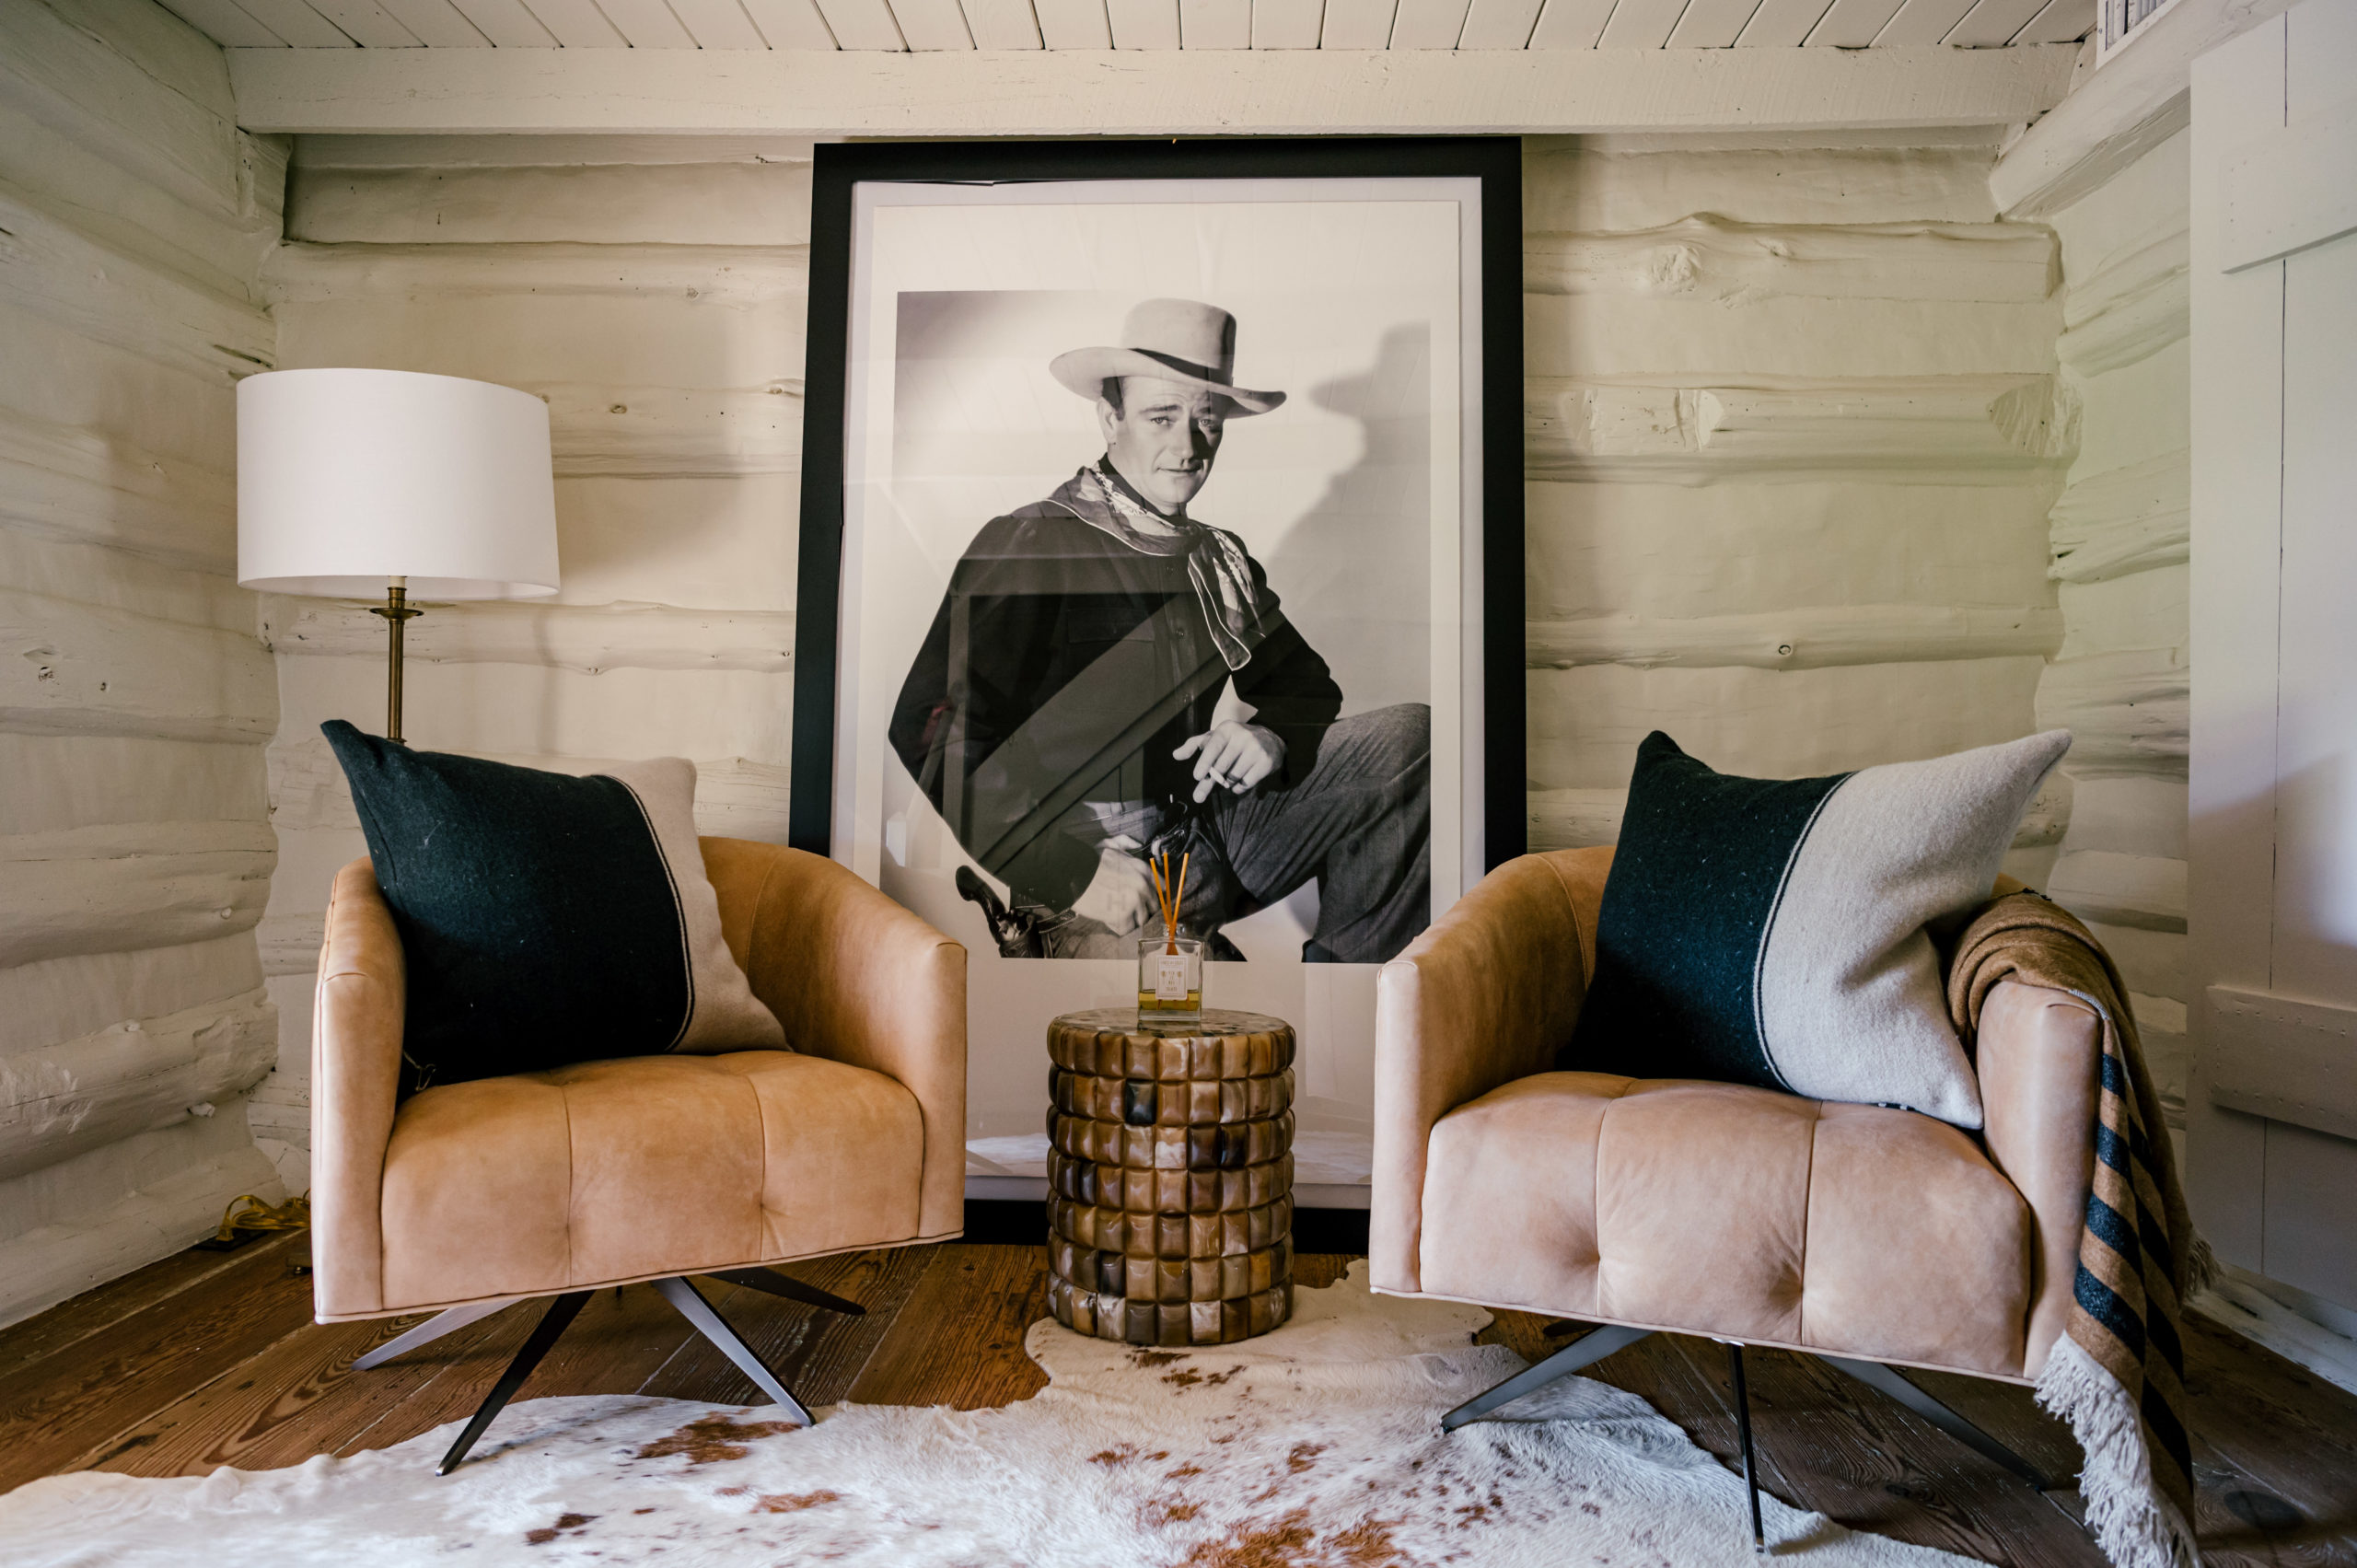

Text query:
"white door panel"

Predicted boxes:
[[2272, 227, 2357, 1002], [2189, 0, 2357, 1307]]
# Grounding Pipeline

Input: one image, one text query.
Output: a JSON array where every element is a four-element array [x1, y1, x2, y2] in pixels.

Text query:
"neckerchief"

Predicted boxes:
[[1062, 461, 1267, 671]]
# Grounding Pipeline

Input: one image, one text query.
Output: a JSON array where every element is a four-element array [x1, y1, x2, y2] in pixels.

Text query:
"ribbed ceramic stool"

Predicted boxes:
[[1043, 1007, 1295, 1347]]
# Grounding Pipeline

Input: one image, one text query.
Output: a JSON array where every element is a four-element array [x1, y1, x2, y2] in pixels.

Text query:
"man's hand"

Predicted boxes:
[[1072, 837, 1161, 935], [1174, 721, 1285, 804]]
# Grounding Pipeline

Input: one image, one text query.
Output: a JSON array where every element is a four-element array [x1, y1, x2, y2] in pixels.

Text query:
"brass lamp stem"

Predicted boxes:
[[368, 576, 423, 745]]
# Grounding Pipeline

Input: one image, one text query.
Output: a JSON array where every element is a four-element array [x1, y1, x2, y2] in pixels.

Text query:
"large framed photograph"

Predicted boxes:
[[792, 139, 1523, 1207]]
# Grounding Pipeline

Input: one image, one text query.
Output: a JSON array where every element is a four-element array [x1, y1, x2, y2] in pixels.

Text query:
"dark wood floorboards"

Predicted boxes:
[[2, 1228, 2351, 1566]]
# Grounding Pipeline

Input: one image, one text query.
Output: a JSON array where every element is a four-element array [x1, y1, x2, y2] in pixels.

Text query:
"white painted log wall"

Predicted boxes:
[[250, 131, 2068, 1181], [0, 0, 284, 1328], [1522, 135, 2065, 886], [2019, 130, 2195, 1119]]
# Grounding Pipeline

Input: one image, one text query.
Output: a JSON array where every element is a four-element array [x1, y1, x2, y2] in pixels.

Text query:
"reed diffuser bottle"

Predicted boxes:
[[1136, 851, 1205, 1026]]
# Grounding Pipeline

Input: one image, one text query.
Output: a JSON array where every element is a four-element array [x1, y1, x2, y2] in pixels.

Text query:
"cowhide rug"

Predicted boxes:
[[1, 1263, 1984, 1567]]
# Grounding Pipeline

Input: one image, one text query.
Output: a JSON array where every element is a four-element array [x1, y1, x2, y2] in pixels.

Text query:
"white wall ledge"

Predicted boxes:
[[226, 44, 2080, 137]]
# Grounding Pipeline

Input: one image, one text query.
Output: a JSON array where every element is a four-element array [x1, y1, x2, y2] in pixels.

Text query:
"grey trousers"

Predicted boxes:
[[1026, 703, 1432, 965]]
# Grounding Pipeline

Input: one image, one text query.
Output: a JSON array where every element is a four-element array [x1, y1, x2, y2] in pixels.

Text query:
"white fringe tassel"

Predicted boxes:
[[2035, 1335, 2198, 1568], [2187, 1233, 2221, 1298]]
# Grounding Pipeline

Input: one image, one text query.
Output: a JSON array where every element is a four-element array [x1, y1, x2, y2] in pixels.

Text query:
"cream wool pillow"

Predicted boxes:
[[1557, 729, 2073, 1128]]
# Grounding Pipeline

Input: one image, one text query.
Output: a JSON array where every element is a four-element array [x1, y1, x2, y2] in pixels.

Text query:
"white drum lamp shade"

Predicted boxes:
[[237, 368, 560, 599]]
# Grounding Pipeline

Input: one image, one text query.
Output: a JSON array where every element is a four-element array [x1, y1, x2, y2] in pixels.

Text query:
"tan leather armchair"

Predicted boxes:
[[1374, 847, 2098, 1535], [311, 837, 966, 1471]]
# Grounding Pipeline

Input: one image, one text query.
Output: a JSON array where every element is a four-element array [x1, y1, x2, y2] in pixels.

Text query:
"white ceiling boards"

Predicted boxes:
[[160, 0, 2095, 51]]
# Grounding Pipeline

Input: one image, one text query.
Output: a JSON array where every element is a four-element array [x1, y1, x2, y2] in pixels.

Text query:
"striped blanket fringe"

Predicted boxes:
[[1948, 890, 2215, 1568]]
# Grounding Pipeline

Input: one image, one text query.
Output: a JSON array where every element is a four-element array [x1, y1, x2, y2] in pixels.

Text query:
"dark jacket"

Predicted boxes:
[[888, 465, 1341, 912]]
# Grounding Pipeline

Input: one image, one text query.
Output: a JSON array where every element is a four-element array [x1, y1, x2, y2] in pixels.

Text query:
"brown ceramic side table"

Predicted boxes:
[[1043, 1007, 1295, 1346]]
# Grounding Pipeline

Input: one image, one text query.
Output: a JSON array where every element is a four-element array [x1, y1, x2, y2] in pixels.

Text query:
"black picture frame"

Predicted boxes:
[[789, 136, 1526, 877]]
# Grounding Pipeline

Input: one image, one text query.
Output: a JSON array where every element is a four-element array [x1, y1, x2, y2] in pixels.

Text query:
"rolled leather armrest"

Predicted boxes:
[[705, 840, 969, 1243], [310, 859, 407, 1319], [1371, 847, 1610, 1295], [1974, 977, 2102, 1377]]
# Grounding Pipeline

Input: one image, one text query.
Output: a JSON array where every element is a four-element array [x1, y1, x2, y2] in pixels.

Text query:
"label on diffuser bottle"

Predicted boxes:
[[1155, 955, 1190, 1001]]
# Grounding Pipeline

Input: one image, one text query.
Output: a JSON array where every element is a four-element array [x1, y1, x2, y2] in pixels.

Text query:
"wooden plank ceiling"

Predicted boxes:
[[156, 0, 2095, 57]]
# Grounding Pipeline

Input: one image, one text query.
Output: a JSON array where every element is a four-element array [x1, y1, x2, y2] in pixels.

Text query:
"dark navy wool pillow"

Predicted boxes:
[[1559, 728, 2071, 1128], [322, 721, 784, 1095]]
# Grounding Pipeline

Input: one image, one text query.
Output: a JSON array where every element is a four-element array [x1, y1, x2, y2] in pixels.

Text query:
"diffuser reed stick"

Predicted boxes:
[[1171, 853, 1188, 952], [1149, 852, 1191, 953]]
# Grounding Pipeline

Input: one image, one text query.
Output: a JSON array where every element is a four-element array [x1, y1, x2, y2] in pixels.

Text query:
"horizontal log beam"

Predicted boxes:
[[257, 597, 795, 673], [2084, 922, 2186, 1005], [536, 382, 803, 477], [1525, 788, 1626, 854], [0, 935, 265, 1062], [2057, 273, 2189, 379], [0, 988, 276, 1184], [0, 734, 270, 841], [0, 0, 249, 226], [0, 409, 238, 573], [2049, 849, 2189, 933], [268, 734, 792, 840], [244, 1069, 308, 1143], [238, 377, 807, 478], [0, 190, 273, 385], [2056, 773, 2186, 862], [226, 44, 2079, 138], [2035, 646, 2189, 776], [1521, 140, 2015, 232], [254, 911, 323, 979], [1526, 375, 2076, 482], [284, 160, 816, 247], [2056, 224, 2189, 377], [0, 1134, 284, 1330], [0, 83, 278, 306], [0, 524, 255, 638], [1989, 0, 2285, 218], [0, 820, 276, 968], [2054, 575, 2189, 668], [2049, 449, 2189, 584], [287, 134, 824, 168], [1528, 773, 2073, 853], [1528, 656, 2047, 791], [0, 587, 277, 745], [1526, 217, 2056, 305], [263, 241, 813, 307], [1526, 602, 2061, 672]]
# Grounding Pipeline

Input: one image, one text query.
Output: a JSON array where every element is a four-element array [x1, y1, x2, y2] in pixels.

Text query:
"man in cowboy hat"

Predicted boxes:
[[888, 297, 1432, 963]]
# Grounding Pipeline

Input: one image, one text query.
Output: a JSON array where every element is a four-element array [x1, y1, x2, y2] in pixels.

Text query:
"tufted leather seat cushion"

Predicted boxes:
[[377, 1050, 924, 1312], [1416, 1072, 2032, 1376]]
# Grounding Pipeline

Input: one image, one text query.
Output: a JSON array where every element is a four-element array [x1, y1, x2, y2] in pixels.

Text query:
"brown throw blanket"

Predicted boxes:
[[1948, 891, 2215, 1568]]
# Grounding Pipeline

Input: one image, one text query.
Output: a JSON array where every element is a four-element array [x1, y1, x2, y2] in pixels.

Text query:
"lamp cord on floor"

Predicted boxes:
[[211, 1192, 310, 1243]]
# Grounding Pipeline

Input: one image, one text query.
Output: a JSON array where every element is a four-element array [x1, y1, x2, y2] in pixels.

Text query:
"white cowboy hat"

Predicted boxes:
[[1049, 298, 1285, 416]]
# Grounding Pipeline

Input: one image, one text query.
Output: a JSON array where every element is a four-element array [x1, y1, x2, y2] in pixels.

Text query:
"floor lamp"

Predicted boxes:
[[237, 368, 561, 744]]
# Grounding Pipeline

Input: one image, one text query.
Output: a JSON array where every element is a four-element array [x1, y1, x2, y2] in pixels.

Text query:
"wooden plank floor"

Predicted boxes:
[[2, 1227, 2351, 1567]]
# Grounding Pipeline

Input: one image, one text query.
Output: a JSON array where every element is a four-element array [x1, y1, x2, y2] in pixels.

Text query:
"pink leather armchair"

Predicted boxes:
[[311, 837, 966, 1471], [1374, 847, 2099, 1537]]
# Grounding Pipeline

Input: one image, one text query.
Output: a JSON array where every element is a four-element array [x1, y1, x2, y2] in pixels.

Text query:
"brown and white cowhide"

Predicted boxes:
[[1, 1263, 1983, 1567]]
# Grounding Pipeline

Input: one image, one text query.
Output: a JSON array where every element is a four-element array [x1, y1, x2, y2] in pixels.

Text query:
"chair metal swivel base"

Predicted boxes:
[[1440, 1326, 2052, 1555], [353, 1268, 861, 1474]]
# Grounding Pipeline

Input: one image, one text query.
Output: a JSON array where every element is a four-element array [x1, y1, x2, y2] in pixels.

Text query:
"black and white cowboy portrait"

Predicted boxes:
[[886, 296, 1434, 966]]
